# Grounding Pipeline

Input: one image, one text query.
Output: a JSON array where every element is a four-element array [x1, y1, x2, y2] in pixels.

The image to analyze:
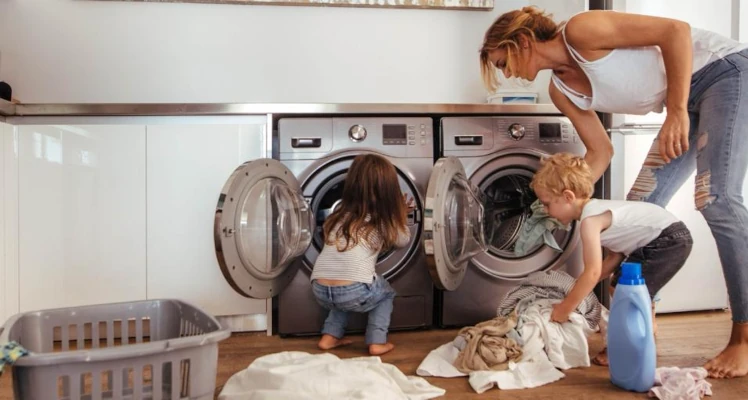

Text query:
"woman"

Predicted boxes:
[[479, 6, 748, 379]]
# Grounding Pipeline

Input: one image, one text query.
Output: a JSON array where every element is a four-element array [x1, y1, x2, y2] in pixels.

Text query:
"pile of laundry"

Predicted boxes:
[[417, 269, 602, 393]]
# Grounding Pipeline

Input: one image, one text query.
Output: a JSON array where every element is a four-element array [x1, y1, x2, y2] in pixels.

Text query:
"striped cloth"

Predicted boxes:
[[311, 223, 410, 284], [496, 270, 602, 330]]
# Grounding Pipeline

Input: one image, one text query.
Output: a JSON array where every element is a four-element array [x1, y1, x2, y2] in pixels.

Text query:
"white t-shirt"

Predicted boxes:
[[580, 199, 680, 255]]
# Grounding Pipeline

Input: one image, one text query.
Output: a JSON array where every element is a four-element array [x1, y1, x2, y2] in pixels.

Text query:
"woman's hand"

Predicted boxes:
[[658, 110, 690, 163]]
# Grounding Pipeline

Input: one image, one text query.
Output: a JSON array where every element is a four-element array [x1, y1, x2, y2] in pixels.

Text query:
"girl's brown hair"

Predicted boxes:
[[480, 6, 560, 92], [323, 153, 408, 252]]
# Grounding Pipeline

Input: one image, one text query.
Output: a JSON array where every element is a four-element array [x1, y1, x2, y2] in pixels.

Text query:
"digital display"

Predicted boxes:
[[539, 123, 562, 138], [383, 124, 407, 140]]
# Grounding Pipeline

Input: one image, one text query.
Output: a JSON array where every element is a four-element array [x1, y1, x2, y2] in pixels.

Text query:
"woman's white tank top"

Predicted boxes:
[[551, 13, 748, 115]]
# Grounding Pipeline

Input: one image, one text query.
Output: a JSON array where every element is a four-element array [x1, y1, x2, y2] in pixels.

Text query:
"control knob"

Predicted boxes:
[[508, 123, 525, 140], [349, 124, 367, 142]]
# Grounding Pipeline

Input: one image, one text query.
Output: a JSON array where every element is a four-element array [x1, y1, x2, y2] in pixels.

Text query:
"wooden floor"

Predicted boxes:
[[2, 311, 748, 399]]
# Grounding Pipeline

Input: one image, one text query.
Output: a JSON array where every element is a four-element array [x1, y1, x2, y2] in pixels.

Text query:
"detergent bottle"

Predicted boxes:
[[607, 262, 656, 392]]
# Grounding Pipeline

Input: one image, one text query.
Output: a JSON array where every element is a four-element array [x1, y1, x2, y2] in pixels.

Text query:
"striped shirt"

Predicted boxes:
[[311, 223, 411, 284]]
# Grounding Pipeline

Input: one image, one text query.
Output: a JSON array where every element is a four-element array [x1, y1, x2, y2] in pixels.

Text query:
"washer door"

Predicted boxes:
[[214, 158, 314, 299], [424, 156, 487, 290], [471, 149, 579, 280]]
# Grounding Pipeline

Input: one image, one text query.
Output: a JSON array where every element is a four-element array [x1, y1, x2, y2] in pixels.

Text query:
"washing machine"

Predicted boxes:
[[214, 117, 441, 337], [435, 116, 587, 327]]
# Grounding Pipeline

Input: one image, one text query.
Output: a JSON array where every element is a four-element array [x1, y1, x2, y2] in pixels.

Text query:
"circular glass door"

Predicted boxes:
[[424, 156, 487, 291], [300, 155, 421, 279], [215, 159, 314, 299], [469, 150, 578, 280]]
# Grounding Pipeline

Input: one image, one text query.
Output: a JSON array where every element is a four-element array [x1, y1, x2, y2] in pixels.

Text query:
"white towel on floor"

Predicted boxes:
[[416, 299, 595, 392], [219, 351, 445, 400], [649, 367, 713, 400]]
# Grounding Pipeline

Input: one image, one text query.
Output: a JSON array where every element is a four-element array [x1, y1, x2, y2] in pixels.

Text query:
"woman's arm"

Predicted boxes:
[[550, 83, 613, 183], [566, 11, 693, 162]]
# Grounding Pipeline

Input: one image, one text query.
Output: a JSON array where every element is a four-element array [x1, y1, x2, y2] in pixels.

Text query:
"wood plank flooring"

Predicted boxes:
[[2, 311, 747, 399]]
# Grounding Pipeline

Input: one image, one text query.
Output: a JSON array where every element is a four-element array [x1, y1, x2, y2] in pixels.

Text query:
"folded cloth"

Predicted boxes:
[[218, 351, 445, 400], [1, 341, 29, 376], [514, 199, 569, 256], [649, 367, 713, 400], [453, 313, 523, 373], [497, 270, 602, 330]]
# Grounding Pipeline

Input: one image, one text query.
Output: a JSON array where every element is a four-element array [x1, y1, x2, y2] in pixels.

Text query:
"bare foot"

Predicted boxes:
[[369, 343, 395, 355], [318, 334, 353, 350], [705, 322, 748, 378], [593, 347, 609, 366]]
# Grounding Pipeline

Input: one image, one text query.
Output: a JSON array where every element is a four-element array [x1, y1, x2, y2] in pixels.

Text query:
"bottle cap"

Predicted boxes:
[[618, 262, 645, 285]]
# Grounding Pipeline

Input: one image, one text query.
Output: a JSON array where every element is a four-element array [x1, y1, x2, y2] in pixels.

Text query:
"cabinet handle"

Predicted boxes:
[[608, 124, 662, 134]]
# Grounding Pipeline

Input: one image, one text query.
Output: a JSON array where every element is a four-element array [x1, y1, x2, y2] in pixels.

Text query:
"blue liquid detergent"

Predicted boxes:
[[607, 262, 656, 392]]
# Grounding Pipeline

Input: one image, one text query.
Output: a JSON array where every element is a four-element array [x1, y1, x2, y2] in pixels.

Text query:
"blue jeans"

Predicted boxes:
[[312, 275, 396, 345], [627, 48, 748, 322]]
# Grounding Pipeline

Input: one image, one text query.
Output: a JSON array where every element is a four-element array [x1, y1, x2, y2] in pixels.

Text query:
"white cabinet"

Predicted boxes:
[[1, 121, 19, 324], [611, 131, 729, 313], [16, 124, 147, 312], [145, 119, 268, 319]]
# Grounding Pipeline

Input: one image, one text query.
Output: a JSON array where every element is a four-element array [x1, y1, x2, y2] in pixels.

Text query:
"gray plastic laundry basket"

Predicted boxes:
[[0, 299, 230, 400]]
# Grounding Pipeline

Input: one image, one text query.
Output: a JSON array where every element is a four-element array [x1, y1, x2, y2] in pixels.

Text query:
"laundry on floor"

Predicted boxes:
[[0, 341, 29, 376], [649, 367, 713, 400], [417, 299, 596, 393], [514, 199, 569, 256], [417, 270, 603, 393], [217, 351, 445, 400], [452, 312, 523, 374], [497, 270, 603, 330]]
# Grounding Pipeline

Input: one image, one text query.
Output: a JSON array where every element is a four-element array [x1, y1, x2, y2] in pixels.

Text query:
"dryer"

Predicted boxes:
[[215, 117, 468, 337], [436, 116, 587, 327]]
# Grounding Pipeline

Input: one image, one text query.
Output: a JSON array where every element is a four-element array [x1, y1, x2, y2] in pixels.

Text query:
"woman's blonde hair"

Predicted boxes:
[[480, 6, 560, 92], [530, 152, 594, 199], [323, 154, 408, 252]]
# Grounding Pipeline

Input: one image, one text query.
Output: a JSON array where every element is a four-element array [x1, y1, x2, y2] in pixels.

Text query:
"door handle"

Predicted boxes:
[[291, 138, 322, 148], [455, 136, 484, 146]]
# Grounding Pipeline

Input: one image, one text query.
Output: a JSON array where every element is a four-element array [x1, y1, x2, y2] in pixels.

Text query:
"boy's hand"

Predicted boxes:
[[550, 302, 572, 324]]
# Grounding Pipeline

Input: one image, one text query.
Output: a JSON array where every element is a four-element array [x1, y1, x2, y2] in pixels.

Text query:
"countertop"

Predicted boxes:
[[0, 101, 561, 117]]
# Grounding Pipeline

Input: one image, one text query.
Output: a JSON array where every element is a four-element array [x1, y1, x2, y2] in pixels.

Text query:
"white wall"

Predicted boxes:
[[0, 0, 588, 104], [741, 0, 748, 41]]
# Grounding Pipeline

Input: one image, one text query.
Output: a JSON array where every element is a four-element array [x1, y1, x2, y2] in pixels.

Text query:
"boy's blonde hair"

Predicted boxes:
[[530, 152, 594, 198]]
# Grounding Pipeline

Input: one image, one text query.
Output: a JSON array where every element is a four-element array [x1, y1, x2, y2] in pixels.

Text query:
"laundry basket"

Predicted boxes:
[[0, 299, 230, 400]]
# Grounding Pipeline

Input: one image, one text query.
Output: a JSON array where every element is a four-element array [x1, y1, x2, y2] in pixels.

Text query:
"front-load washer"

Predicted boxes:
[[436, 116, 588, 327], [214, 117, 439, 337]]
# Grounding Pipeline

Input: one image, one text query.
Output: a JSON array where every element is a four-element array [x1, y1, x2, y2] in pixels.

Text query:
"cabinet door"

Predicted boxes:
[[623, 0, 734, 39], [146, 122, 268, 317], [17, 125, 147, 312], [1, 121, 19, 324]]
